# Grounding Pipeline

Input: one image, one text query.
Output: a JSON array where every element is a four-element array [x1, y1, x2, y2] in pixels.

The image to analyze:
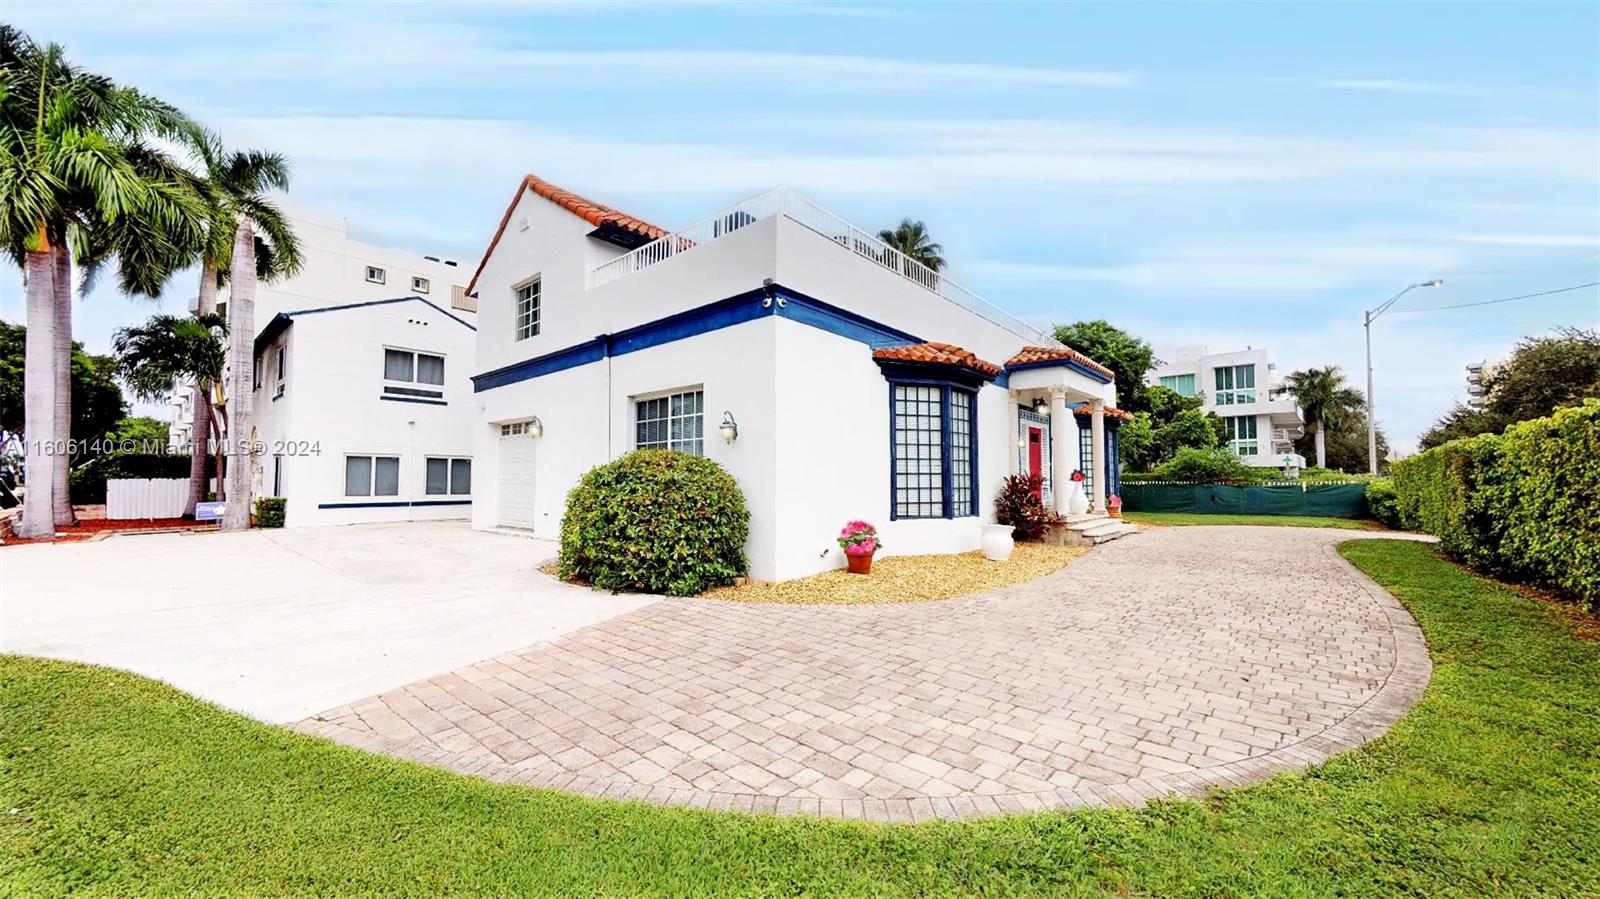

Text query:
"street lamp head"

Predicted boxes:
[[1417, 279, 1443, 288]]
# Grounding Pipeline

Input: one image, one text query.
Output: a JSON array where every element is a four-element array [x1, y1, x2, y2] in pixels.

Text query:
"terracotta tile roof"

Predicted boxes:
[[1071, 403, 1134, 421], [872, 342, 1002, 378], [1004, 344, 1115, 379], [465, 174, 670, 294]]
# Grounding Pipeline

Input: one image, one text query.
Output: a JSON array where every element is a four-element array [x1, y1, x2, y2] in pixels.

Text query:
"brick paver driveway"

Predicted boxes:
[[299, 527, 1431, 821]]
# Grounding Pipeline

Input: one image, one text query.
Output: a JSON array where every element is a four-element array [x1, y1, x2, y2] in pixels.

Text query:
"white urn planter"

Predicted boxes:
[[1065, 481, 1090, 516], [980, 523, 1015, 561]]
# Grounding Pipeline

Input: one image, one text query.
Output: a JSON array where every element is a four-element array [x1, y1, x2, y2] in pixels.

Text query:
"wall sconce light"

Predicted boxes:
[[719, 411, 739, 443], [527, 416, 543, 438], [1033, 396, 1049, 416], [1016, 437, 1026, 449]]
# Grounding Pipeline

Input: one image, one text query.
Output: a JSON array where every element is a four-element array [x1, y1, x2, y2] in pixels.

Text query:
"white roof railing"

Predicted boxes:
[[586, 188, 1060, 348]]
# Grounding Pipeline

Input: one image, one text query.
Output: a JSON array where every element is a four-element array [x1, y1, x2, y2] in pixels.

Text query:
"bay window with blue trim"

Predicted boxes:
[[887, 381, 978, 520]]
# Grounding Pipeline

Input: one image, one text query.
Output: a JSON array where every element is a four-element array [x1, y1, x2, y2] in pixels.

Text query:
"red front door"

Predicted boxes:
[[1027, 427, 1043, 500]]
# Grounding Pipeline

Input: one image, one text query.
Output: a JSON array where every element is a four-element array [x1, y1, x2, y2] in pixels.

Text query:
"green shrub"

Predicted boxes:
[[254, 496, 286, 528], [1392, 399, 1598, 608], [994, 473, 1060, 540], [69, 452, 195, 504], [1154, 446, 1253, 482], [1364, 477, 1401, 528], [559, 450, 749, 597]]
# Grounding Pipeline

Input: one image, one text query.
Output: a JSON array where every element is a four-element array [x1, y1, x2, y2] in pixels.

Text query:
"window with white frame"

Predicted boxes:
[[635, 389, 703, 455], [500, 421, 529, 437], [412, 275, 430, 294], [365, 265, 386, 284], [891, 383, 977, 519], [1158, 373, 1196, 397], [273, 346, 286, 397], [425, 457, 472, 496], [383, 348, 445, 400], [1214, 364, 1257, 405], [1223, 415, 1259, 456], [344, 455, 400, 497], [514, 278, 541, 341]]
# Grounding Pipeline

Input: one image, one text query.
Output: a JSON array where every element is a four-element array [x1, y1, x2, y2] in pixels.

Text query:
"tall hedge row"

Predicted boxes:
[[1392, 400, 1599, 609]]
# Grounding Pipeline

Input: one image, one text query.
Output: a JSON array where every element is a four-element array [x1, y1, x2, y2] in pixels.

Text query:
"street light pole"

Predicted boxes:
[[1364, 279, 1443, 475]]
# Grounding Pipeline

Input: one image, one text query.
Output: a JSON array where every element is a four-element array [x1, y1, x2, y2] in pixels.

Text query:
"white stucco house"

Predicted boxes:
[[465, 176, 1127, 582], [167, 210, 481, 526], [1146, 345, 1306, 470]]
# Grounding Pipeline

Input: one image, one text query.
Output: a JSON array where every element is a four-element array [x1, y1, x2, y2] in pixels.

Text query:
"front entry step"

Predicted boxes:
[[1046, 514, 1139, 547]]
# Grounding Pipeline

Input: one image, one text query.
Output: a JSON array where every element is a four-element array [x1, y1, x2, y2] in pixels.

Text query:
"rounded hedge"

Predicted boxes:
[[558, 450, 749, 597]]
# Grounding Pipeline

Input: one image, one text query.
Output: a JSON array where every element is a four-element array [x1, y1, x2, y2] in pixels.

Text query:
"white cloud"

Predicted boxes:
[[1316, 78, 1511, 97]]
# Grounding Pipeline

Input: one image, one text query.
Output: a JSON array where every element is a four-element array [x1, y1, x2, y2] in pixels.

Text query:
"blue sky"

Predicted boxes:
[[2, 0, 1596, 452]]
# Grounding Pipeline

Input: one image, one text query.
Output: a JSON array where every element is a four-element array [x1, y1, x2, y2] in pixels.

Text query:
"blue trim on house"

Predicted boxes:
[[379, 395, 448, 407], [253, 296, 476, 358], [1004, 356, 1114, 385], [472, 337, 608, 392], [872, 359, 996, 390], [471, 282, 922, 393], [317, 499, 472, 509]]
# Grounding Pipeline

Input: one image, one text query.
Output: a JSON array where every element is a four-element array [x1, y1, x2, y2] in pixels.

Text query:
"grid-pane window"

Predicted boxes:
[[1214, 364, 1256, 405], [949, 390, 974, 516], [636, 389, 703, 455], [1224, 415, 1259, 456], [1079, 427, 1095, 500], [893, 385, 945, 518], [515, 280, 541, 341]]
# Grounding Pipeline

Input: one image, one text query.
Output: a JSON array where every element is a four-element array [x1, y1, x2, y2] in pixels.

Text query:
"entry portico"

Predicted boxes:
[[1003, 345, 1125, 514]]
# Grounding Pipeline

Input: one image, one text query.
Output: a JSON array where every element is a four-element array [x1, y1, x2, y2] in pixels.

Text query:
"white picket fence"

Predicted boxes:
[[106, 478, 188, 520]]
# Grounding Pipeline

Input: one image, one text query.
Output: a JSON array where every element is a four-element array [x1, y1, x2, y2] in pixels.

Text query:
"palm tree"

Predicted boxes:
[[190, 134, 301, 530], [0, 28, 205, 537], [113, 313, 227, 501], [1282, 365, 1365, 470], [877, 218, 946, 273]]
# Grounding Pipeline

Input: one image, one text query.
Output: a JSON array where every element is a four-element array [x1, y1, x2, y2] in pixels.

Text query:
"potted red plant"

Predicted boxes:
[[838, 520, 880, 574]]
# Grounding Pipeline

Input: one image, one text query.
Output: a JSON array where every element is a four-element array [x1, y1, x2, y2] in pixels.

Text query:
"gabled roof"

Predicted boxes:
[[872, 341, 1002, 379], [1005, 345, 1115, 380], [252, 295, 475, 357], [464, 174, 669, 295]]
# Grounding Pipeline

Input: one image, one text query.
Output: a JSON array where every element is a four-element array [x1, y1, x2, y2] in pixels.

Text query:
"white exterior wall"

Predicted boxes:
[[253, 300, 478, 527], [1148, 345, 1304, 468], [468, 187, 1123, 582]]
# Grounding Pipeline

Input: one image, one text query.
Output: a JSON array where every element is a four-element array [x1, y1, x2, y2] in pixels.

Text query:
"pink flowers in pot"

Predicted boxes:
[[1108, 494, 1122, 510], [837, 520, 880, 556]]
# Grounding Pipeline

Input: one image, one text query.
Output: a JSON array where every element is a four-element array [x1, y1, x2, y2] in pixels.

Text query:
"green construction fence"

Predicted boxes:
[[1119, 481, 1369, 518]]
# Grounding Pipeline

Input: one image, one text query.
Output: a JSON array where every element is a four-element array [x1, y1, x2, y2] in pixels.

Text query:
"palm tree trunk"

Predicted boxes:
[[222, 221, 257, 530], [18, 242, 58, 539], [1314, 420, 1327, 469], [185, 263, 219, 515], [52, 247, 77, 527]]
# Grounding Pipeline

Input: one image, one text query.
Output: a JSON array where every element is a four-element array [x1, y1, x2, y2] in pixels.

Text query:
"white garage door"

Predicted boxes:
[[498, 429, 537, 530]]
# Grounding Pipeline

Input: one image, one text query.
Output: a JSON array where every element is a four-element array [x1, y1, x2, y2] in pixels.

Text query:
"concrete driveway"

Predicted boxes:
[[0, 522, 657, 722]]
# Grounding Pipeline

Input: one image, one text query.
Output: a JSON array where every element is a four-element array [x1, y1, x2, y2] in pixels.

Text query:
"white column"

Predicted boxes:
[[1090, 402, 1107, 512], [1007, 392, 1020, 476], [1049, 387, 1070, 515]]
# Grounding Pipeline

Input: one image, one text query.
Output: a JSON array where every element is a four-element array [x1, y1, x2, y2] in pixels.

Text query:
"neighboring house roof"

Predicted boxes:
[[872, 341, 1002, 379], [1005, 345, 1115, 380], [464, 173, 670, 295], [252, 295, 476, 357]]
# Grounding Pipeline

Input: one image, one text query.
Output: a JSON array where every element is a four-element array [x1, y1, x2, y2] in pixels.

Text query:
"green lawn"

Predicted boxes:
[[1125, 511, 1386, 530], [4, 541, 1598, 896]]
